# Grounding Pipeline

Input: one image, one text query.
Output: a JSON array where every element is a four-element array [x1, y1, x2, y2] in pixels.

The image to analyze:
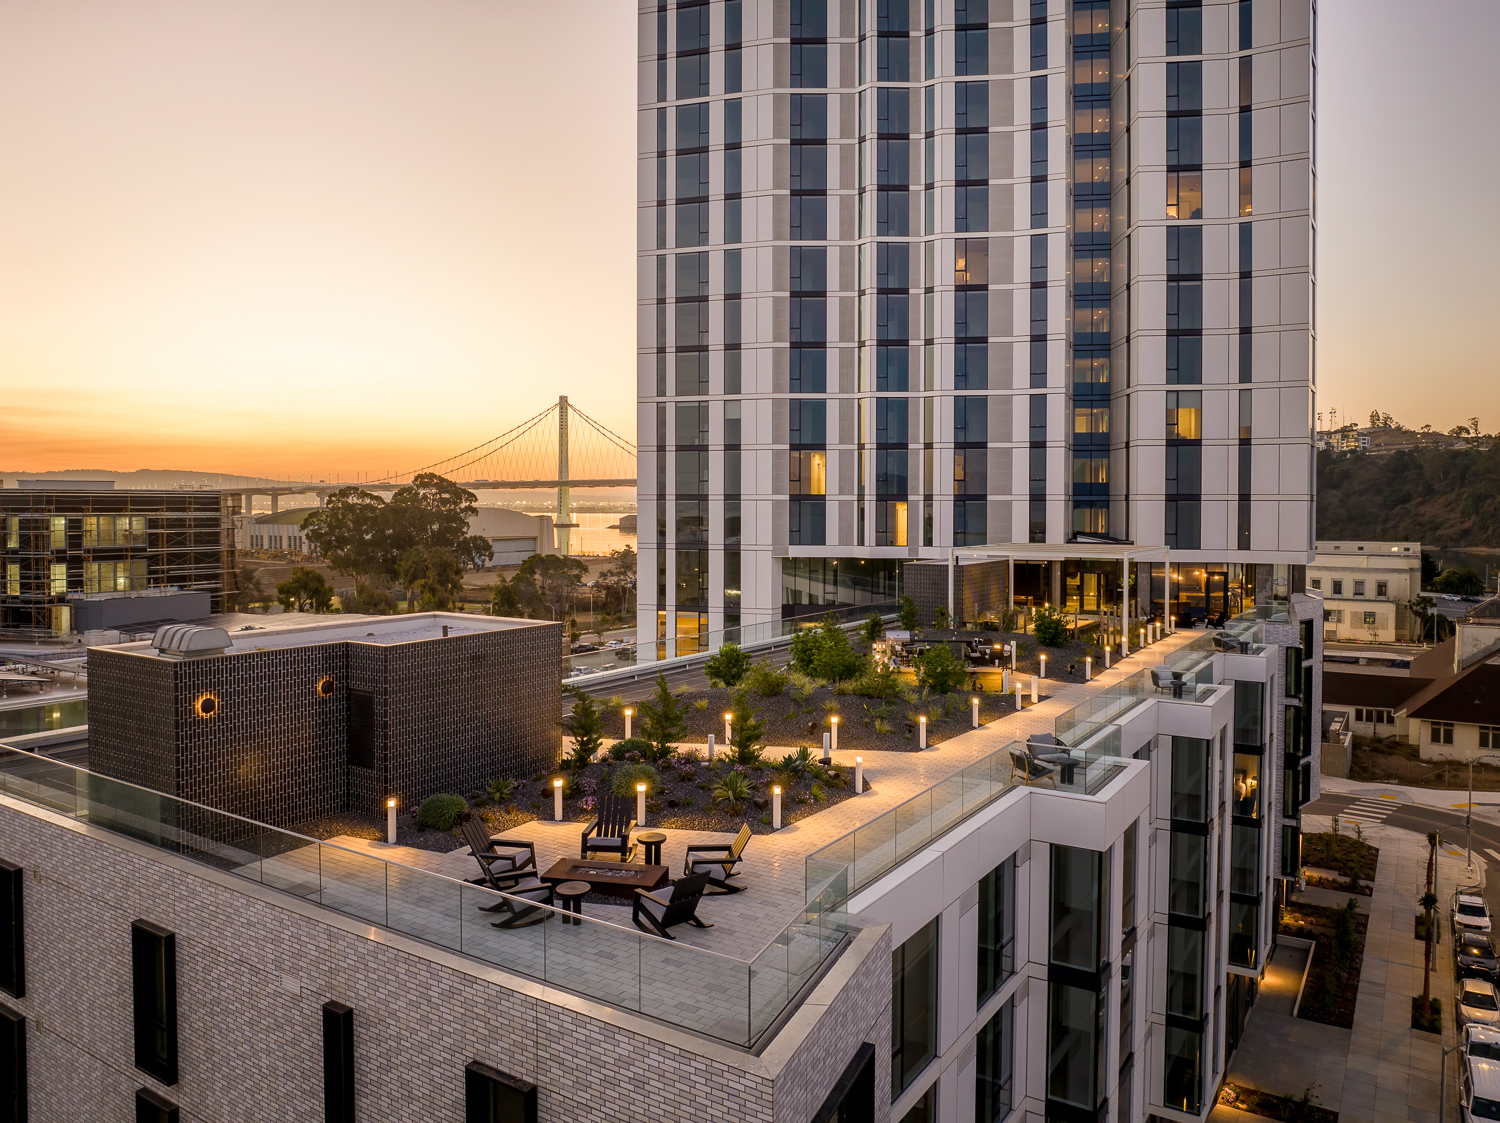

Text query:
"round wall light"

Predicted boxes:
[[194, 693, 219, 718], [317, 676, 336, 698]]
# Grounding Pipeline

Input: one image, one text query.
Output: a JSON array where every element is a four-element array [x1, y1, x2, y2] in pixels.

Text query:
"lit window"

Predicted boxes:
[[1377, 582, 1388, 597], [1310, 579, 1321, 590], [1166, 391, 1202, 440], [1166, 171, 1203, 220], [49, 564, 67, 595], [1363, 612, 1377, 626]]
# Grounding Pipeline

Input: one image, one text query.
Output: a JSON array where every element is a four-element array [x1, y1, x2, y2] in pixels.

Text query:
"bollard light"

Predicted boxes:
[[1030, 675, 1039, 704], [636, 781, 647, 826], [1140, 627, 1146, 648], [772, 784, 783, 830], [386, 797, 397, 845], [1009, 642, 1017, 670], [1015, 678, 1023, 709], [822, 731, 831, 765], [623, 707, 633, 741], [855, 756, 864, 795], [919, 715, 927, 749], [1104, 645, 1111, 668], [1039, 653, 1047, 679], [1001, 668, 1009, 693], [1085, 656, 1093, 680], [971, 696, 980, 728], [553, 778, 565, 822], [830, 714, 839, 751], [724, 711, 733, 743], [707, 732, 716, 761]]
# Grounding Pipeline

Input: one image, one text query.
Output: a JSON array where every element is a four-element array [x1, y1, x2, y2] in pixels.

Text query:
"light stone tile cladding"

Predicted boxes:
[[0, 796, 892, 1123]]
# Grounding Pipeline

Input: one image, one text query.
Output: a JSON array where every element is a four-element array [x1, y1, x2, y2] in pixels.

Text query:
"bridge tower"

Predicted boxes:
[[556, 395, 573, 555]]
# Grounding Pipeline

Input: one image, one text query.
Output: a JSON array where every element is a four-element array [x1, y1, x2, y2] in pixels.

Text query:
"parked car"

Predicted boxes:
[[1460, 932, 1500, 982], [1460, 979, 1500, 1028], [570, 643, 600, 654], [1466, 1025, 1500, 1064], [1462, 1056, 1500, 1123], [1458, 892, 1494, 935]]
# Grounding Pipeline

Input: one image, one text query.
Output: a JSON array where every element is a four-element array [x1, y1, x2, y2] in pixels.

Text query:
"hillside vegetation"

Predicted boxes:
[[1317, 444, 1500, 547]]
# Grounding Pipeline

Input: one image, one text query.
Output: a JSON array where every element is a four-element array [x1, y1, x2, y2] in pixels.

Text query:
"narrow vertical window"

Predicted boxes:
[[0, 863, 22, 999], [890, 918, 939, 1096], [136, 1088, 179, 1123], [465, 1061, 538, 1123], [0, 1004, 23, 1123], [323, 1001, 355, 1123], [131, 920, 178, 1086]]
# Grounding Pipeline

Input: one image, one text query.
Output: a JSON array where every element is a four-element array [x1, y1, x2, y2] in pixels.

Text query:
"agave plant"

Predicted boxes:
[[777, 745, 816, 777], [712, 771, 753, 815]]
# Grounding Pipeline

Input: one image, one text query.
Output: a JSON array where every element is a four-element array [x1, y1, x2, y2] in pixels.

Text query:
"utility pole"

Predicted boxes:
[[557, 395, 572, 556]]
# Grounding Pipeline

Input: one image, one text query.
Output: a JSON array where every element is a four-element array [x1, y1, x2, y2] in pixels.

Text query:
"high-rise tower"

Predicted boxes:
[[637, 0, 1315, 654]]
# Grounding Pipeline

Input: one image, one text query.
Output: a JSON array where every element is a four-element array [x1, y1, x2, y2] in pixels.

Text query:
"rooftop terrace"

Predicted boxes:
[[0, 625, 1227, 1048]]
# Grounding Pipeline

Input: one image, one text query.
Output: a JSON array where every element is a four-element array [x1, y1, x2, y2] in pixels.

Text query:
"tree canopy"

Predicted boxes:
[[276, 567, 334, 614], [1317, 443, 1500, 547], [302, 473, 493, 586]]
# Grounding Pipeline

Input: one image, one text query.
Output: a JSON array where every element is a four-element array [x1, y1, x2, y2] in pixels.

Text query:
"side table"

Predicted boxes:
[[636, 831, 667, 867], [554, 880, 589, 926]]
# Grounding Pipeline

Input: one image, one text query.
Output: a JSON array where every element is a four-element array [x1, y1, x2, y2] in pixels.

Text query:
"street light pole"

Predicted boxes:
[[1466, 753, 1500, 871]]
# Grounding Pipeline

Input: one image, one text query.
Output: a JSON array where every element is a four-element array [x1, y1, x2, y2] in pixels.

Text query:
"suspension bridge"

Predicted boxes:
[[235, 396, 637, 553]]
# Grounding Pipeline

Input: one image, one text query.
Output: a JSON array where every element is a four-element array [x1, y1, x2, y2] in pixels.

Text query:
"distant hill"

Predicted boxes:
[[0, 468, 287, 489], [1318, 443, 1500, 547]]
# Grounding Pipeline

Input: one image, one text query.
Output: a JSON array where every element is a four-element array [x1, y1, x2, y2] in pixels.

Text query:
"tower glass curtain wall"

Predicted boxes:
[[635, 0, 1314, 636]]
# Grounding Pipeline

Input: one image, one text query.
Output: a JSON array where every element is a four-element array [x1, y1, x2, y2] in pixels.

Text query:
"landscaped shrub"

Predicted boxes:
[[608, 736, 654, 760], [849, 663, 901, 698], [704, 641, 752, 688], [638, 674, 688, 762], [789, 615, 866, 683], [913, 642, 967, 694], [729, 689, 767, 764], [482, 777, 514, 804], [416, 793, 468, 831], [744, 659, 789, 697], [897, 595, 918, 630], [712, 771, 752, 814], [562, 687, 605, 769], [609, 762, 663, 797], [1031, 604, 1072, 647]]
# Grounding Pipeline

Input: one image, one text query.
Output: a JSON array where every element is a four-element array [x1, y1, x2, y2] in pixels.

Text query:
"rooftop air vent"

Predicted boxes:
[[151, 625, 230, 659]]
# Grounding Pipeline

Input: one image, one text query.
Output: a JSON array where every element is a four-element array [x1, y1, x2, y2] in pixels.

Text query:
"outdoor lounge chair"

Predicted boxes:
[[1150, 667, 1177, 694], [459, 817, 538, 894], [581, 794, 637, 862], [683, 822, 752, 894], [631, 872, 713, 940], [1008, 748, 1058, 788], [487, 877, 557, 930]]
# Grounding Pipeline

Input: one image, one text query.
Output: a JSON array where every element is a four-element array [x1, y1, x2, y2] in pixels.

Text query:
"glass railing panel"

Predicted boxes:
[[851, 810, 896, 888], [892, 790, 932, 868], [546, 911, 643, 1016], [748, 928, 791, 1041], [0, 749, 79, 817], [316, 843, 391, 928], [458, 883, 548, 978], [386, 859, 463, 951]]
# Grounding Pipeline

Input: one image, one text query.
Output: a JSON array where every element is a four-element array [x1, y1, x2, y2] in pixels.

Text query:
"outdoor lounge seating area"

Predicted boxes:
[[458, 811, 758, 940]]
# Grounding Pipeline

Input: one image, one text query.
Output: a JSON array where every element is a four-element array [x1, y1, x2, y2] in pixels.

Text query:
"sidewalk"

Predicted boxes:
[[1217, 813, 1465, 1123]]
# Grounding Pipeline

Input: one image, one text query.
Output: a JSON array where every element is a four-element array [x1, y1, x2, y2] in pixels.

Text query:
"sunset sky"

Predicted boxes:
[[0, 0, 1494, 478]]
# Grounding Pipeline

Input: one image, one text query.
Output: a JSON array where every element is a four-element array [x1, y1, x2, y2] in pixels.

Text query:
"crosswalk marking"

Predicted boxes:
[[1485, 849, 1500, 864], [1339, 797, 1398, 825]]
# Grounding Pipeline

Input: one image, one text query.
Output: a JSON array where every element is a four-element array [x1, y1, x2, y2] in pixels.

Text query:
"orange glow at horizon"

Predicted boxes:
[[0, 0, 637, 479]]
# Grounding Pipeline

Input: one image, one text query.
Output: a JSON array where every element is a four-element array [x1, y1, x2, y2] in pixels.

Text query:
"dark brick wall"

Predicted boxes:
[[904, 560, 1010, 627], [87, 649, 177, 794], [88, 621, 563, 827]]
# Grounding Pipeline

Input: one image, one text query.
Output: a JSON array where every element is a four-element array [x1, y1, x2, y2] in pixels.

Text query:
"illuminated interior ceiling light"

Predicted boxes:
[[194, 693, 219, 718]]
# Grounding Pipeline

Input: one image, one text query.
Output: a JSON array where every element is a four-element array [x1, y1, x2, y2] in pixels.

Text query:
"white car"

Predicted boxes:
[[1461, 979, 1500, 1028], [1458, 893, 1494, 934], [1467, 1025, 1500, 1064], [1463, 1056, 1500, 1123]]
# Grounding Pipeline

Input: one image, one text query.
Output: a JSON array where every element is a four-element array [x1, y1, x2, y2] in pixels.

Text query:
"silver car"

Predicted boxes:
[[1461, 979, 1500, 1028]]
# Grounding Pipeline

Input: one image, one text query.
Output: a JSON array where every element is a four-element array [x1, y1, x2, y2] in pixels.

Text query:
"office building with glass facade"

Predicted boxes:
[[635, 0, 1315, 659]]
